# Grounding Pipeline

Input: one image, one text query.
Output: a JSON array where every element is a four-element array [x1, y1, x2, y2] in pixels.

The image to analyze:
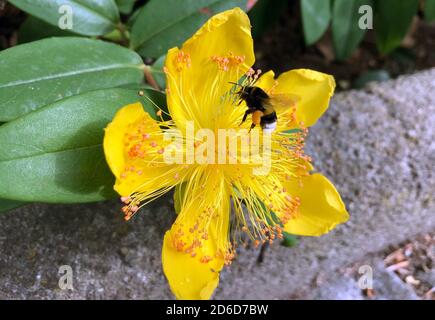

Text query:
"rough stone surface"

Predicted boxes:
[[1, 69, 434, 300]]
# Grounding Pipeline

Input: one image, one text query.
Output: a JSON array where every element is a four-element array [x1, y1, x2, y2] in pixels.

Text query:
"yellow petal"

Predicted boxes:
[[257, 69, 335, 128], [283, 173, 349, 236], [162, 232, 221, 300], [104, 103, 146, 179], [162, 169, 230, 300], [104, 103, 186, 197], [276, 69, 336, 127], [256, 70, 276, 89], [165, 8, 254, 131]]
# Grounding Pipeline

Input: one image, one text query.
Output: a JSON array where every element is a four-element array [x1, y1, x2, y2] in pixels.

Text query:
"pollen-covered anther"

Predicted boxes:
[[246, 68, 255, 77], [200, 255, 213, 264], [121, 196, 131, 204], [122, 203, 139, 221], [245, 68, 262, 82], [280, 197, 300, 225], [174, 51, 191, 71], [223, 250, 236, 265], [211, 52, 245, 71], [172, 229, 187, 252]]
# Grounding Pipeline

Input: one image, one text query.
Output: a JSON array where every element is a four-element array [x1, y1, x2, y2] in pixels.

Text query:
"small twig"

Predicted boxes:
[[257, 242, 269, 264], [386, 260, 410, 272], [143, 65, 160, 91]]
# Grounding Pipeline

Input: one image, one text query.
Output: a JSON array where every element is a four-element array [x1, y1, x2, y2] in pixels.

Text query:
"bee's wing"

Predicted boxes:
[[266, 93, 300, 114]]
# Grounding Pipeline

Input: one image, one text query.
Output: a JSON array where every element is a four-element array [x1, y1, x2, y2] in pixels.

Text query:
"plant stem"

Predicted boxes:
[[143, 66, 160, 91], [116, 23, 129, 47]]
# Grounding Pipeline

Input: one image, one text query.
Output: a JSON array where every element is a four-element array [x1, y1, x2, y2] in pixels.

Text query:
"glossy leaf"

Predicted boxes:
[[353, 69, 390, 89], [18, 16, 75, 44], [0, 88, 164, 203], [150, 55, 167, 90], [375, 0, 419, 55], [130, 0, 246, 58], [332, 0, 373, 61], [116, 0, 136, 14], [9, 0, 120, 36], [301, 0, 331, 45], [0, 199, 25, 213], [425, 0, 435, 22], [0, 37, 144, 122]]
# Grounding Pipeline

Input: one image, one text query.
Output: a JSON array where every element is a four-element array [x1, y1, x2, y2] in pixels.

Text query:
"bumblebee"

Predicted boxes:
[[233, 84, 299, 133]]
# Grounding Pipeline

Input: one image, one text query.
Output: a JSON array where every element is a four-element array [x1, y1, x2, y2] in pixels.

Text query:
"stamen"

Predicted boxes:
[[174, 51, 191, 71], [211, 52, 245, 71]]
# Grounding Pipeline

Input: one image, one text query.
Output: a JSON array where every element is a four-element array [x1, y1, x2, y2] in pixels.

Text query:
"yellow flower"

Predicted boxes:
[[103, 8, 349, 300]]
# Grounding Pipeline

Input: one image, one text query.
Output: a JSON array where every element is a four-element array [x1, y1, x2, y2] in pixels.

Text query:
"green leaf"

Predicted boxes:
[[127, 6, 141, 27], [332, 0, 373, 61], [150, 55, 167, 90], [18, 16, 76, 44], [353, 69, 390, 89], [0, 199, 26, 213], [116, 0, 137, 14], [9, 0, 120, 36], [0, 37, 144, 122], [301, 0, 331, 45], [249, 0, 288, 38], [281, 232, 298, 248], [0, 88, 164, 203], [375, 0, 419, 55], [116, 84, 170, 120], [425, 0, 435, 22], [130, 0, 246, 58]]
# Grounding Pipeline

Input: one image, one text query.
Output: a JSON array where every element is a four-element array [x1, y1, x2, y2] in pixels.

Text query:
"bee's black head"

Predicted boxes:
[[236, 85, 255, 100]]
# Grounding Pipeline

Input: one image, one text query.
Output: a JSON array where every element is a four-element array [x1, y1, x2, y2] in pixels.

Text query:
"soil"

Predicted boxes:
[[0, 4, 24, 49]]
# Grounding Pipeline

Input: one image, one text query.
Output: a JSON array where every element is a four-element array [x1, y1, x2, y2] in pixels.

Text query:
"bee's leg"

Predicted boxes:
[[248, 122, 256, 133], [239, 109, 252, 126]]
